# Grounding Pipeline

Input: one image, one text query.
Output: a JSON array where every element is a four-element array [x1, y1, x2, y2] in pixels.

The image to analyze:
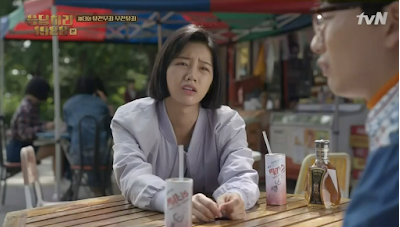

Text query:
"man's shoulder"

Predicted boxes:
[[367, 85, 399, 152]]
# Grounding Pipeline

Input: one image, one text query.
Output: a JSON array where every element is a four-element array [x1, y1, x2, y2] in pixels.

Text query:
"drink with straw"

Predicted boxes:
[[262, 131, 287, 206], [165, 145, 193, 227]]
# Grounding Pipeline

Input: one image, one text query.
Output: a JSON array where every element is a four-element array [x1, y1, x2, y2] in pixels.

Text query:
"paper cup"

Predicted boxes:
[[265, 153, 287, 205], [165, 178, 193, 227]]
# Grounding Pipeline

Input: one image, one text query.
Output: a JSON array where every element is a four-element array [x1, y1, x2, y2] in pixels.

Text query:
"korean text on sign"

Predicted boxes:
[[26, 15, 76, 36], [76, 15, 138, 22]]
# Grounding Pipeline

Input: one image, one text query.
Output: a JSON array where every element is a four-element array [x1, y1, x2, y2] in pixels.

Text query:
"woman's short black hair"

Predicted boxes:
[[147, 24, 224, 109], [25, 77, 50, 101], [74, 76, 97, 95]]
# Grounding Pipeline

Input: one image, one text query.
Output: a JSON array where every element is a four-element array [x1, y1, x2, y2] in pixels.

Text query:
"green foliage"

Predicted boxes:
[[1, 0, 158, 124]]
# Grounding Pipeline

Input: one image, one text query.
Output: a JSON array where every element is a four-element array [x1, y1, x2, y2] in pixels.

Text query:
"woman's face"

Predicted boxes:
[[166, 42, 214, 107]]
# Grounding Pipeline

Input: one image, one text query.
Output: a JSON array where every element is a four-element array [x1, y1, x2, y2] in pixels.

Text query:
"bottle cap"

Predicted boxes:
[[315, 139, 329, 149], [315, 139, 329, 160]]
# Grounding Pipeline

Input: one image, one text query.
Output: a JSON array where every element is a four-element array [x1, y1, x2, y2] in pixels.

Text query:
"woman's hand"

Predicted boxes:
[[192, 193, 223, 223], [217, 192, 246, 220]]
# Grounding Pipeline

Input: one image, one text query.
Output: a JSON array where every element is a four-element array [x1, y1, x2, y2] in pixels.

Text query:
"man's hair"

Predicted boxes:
[[147, 24, 224, 109], [25, 77, 50, 101], [74, 76, 97, 95], [127, 79, 135, 84]]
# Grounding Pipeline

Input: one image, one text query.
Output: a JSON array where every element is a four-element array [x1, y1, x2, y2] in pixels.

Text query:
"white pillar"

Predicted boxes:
[[51, 5, 62, 201], [0, 38, 4, 116]]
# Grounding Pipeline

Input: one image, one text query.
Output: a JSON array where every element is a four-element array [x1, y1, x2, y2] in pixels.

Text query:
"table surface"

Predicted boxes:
[[3, 193, 349, 227]]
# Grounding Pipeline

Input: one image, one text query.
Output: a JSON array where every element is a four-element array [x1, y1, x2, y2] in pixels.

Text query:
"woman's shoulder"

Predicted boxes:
[[112, 98, 159, 140], [113, 97, 157, 122], [205, 105, 245, 131]]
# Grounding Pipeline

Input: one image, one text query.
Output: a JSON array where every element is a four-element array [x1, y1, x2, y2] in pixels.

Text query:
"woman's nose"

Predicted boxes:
[[185, 66, 198, 82]]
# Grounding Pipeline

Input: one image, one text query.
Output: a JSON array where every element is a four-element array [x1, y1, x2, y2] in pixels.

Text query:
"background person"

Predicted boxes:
[[123, 79, 137, 103], [63, 76, 112, 196], [6, 77, 55, 172]]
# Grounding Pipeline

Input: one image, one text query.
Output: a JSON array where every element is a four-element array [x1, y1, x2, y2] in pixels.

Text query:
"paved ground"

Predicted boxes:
[[0, 157, 121, 225], [0, 158, 295, 225]]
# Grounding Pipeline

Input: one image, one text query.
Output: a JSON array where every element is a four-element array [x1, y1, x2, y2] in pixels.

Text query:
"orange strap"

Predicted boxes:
[[367, 74, 399, 109]]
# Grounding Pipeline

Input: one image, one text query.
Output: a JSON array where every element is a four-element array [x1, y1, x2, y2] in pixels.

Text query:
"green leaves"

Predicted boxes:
[[2, 40, 156, 124]]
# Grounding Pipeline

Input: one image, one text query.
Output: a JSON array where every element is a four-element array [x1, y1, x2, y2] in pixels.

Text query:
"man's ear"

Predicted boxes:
[[384, 1, 399, 49]]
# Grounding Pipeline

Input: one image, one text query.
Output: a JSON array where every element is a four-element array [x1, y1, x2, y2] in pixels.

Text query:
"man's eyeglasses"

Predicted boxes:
[[311, 2, 362, 31]]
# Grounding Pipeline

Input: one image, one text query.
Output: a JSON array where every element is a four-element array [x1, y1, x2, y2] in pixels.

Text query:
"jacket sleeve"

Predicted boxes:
[[343, 138, 399, 227], [212, 113, 260, 210], [111, 109, 166, 212]]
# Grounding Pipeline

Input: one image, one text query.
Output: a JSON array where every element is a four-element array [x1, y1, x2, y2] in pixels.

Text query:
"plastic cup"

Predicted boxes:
[[265, 153, 287, 205], [165, 178, 193, 227]]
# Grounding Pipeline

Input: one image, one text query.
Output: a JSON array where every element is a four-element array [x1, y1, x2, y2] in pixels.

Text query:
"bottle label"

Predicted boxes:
[[309, 168, 326, 205]]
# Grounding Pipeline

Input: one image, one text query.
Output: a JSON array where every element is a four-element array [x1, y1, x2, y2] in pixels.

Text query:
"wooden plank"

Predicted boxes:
[[26, 203, 137, 227], [27, 210, 157, 227], [195, 199, 348, 227], [195, 198, 307, 227], [106, 214, 165, 227], [86, 193, 271, 227], [25, 195, 125, 218], [2, 193, 327, 227], [320, 220, 343, 227], [255, 203, 348, 227], [3, 212, 27, 227], [287, 212, 345, 227], [133, 220, 166, 227], [113, 194, 274, 227], [26, 200, 130, 223], [68, 211, 160, 227]]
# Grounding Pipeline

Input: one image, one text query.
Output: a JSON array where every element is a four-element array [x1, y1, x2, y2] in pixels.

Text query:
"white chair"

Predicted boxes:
[[20, 146, 68, 209], [294, 153, 351, 199]]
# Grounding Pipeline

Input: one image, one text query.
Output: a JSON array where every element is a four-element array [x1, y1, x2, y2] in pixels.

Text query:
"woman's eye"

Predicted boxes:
[[200, 67, 210, 72], [176, 62, 188, 66]]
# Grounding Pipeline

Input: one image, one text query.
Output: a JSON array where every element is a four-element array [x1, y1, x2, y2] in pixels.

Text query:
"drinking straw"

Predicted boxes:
[[262, 131, 273, 154], [178, 145, 184, 180]]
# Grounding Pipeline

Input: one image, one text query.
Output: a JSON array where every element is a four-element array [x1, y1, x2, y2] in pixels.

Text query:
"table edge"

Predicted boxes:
[[2, 193, 350, 226]]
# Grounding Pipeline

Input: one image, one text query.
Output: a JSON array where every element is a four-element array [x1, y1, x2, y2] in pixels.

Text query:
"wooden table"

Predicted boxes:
[[3, 193, 349, 227]]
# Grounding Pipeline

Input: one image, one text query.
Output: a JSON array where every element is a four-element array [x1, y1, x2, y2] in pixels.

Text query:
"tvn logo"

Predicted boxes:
[[357, 12, 388, 25]]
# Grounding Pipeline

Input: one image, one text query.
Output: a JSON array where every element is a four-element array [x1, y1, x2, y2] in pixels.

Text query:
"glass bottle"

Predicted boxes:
[[305, 139, 341, 209]]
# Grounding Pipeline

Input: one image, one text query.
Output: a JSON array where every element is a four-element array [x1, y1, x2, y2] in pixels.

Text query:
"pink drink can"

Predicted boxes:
[[265, 153, 287, 205], [165, 178, 193, 227]]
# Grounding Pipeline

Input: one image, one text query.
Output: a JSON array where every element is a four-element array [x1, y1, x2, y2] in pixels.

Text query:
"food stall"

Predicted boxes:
[[269, 103, 368, 180]]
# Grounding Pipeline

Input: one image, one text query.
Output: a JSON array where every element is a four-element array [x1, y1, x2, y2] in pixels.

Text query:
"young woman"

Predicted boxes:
[[111, 25, 260, 223]]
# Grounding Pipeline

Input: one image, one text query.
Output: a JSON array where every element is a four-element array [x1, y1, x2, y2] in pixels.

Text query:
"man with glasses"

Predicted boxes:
[[310, 0, 399, 226]]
